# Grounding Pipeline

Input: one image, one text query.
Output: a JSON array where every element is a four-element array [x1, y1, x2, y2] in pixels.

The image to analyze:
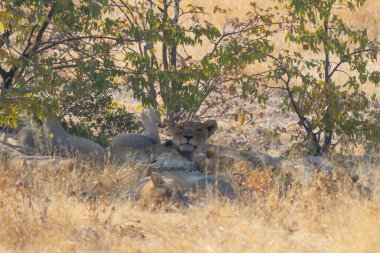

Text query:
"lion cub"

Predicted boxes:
[[135, 172, 190, 210], [135, 171, 240, 209]]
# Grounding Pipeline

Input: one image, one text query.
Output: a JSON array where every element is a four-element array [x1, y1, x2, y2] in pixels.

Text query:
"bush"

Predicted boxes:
[[60, 91, 140, 146]]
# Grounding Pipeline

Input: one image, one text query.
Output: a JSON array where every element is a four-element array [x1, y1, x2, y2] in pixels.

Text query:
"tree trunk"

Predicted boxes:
[[322, 19, 333, 152]]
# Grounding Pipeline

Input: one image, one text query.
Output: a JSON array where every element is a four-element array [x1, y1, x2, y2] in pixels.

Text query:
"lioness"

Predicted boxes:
[[135, 171, 239, 209], [167, 119, 218, 160], [167, 119, 280, 173], [108, 108, 162, 165], [109, 108, 280, 172], [193, 144, 283, 174], [109, 110, 218, 171]]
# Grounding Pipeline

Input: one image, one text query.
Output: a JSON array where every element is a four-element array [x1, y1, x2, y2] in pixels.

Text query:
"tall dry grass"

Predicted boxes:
[[185, 0, 380, 38], [0, 155, 379, 253], [1, 1, 380, 252], [180, 0, 380, 97]]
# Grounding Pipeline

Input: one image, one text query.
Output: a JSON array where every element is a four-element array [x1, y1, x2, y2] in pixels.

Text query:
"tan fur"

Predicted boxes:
[[109, 109, 279, 173], [166, 119, 282, 173], [193, 144, 282, 173], [135, 172, 190, 210], [108, 108, 161, 164], [17, 121, 106, 157], [109, 112, 218, 167], [135, 171, 240, 209], [168, 120, 217, 159]]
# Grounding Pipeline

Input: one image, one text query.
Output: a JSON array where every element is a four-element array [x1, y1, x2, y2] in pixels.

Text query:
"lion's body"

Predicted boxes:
[[135, 172, 190, 209], [193, 144, 283, 173], [135, 171, 240, 209], [17, 121, 106, 157], [135, 173, 190, 196], [108, 110, 219, 170], [108, 108, 161, 164], [109, 108, 280, 172]]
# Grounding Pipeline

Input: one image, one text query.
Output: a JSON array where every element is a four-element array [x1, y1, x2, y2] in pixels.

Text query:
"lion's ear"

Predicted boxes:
[[204, 120, 218, 137], [151, 172, 165, 186]]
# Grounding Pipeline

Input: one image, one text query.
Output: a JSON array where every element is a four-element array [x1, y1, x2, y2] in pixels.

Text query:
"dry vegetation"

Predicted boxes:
[[182, 0, 380, 97], [0, 155, 379, 253], [191, 0, 380, 38], [1, 0, 380, 252]]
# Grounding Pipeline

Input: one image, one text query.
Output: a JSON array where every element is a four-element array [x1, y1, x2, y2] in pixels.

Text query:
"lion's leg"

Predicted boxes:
[[193, 152, 211, 173], [193, 144, 221, 173]]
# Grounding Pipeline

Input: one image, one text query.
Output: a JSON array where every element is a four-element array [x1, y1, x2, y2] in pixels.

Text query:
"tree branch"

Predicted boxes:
[[0, 28, 12, 48], [2, 5, 55, 89], [328, 48, 373, 79], [282, 72, 321, 154], [0, 67, 7, 81], [31, 5, 56, 52], [22, 25, 38, 55], [37, 35, 137, 53]]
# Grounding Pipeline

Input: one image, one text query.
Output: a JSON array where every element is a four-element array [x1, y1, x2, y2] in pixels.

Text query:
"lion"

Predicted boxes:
[[16, 121, 106, 157], [167, 119, 218, 160], [193, 144, 283, 174], [108, 108, 162, 165], [109, 108, 281, 172], [135, 172, 191, 210], [135, 171, 240, 209], [166, 118, 281, 173], [108, 110, 218, 171]]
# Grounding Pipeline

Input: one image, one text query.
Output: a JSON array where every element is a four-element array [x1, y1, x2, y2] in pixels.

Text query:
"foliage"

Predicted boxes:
[[0, 0, 283, 132], [1, 0, 378, 153], [0, 0, 138, 137], [272, 0, 380, 155], [110, 0, 282, 120], [60, 92, 140, 146], [363, 109, 380, 152]]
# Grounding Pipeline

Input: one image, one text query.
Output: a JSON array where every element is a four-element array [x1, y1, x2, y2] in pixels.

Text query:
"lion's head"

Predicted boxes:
[[168, 120, 218, 159], [138, 172, 190, 210]]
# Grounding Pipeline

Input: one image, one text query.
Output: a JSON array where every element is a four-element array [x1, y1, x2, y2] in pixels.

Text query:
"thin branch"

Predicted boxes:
[[37, 35, 137, 53], [0, 25, 12, 48], [281, 72, 321, 154], [50, 64, 78, 70], [31, 5, 56, 52], [328, 48, 373, 79], [22, 25, 38, 55], [2, 5, 55, 89]]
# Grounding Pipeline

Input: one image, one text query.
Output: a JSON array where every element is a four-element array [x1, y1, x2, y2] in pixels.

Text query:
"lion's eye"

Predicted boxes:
[[178, 126, 184, 130]]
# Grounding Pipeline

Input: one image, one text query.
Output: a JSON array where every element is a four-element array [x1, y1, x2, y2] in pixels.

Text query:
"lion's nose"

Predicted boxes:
[[183, 135, 193, 141]]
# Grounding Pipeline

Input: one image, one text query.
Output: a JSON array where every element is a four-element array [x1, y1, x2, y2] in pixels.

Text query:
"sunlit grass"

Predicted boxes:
[[1, 1, 379, 252], [0, 153, 379, 252]]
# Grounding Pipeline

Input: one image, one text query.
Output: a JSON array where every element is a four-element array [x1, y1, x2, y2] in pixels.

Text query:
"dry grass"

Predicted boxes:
[[116, 0, 380, 113], [180, 0, 380, 98], [1, 1, 379, 252], [187, 0, 380, 38], [0, 155, 379, 253]]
